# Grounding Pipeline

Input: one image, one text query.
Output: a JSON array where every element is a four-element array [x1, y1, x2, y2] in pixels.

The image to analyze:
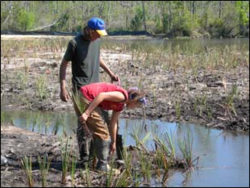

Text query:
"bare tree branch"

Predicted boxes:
[[2, 5, 13, 26], [29, 5, 86, 31]]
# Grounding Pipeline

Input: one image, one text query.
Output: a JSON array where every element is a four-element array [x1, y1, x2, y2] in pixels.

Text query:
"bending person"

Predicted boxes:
[[78, 82, 146, 172]]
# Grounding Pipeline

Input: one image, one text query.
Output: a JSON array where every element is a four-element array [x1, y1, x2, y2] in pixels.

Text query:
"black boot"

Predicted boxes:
[[116, 134, 124, 160], [77, 123, 93, 169], [94, 138, 110, 172], [116, 134, 125, 168]]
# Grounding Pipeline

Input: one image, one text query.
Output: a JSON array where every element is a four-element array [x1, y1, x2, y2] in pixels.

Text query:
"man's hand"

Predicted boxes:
[[109, 142, 116, 155], [60, 88, 70, 102], [111, 74, 119, 82]]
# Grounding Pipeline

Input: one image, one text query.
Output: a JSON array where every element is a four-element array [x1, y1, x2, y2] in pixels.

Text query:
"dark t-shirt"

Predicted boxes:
[[63, 34, 100, 90]]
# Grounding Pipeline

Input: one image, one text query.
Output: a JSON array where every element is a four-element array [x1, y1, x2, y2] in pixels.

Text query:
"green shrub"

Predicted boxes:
[[131, 8, 143, 31], [17, 9, 35, 31]]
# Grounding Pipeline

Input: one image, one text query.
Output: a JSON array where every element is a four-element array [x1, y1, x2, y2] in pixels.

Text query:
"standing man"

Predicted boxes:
[[59, 17, 118, 168]]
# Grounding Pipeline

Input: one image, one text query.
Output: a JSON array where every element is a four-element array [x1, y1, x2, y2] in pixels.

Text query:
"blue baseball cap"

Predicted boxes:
[[87, 17, 108, 36]]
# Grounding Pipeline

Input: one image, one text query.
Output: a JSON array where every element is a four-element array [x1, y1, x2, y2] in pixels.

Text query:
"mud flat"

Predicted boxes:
[[1, 35, 249, 132]]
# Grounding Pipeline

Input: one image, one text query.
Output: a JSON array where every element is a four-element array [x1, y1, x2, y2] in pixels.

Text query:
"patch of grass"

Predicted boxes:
[[37, 154, 52, 187], [60, 138, 71, 184], [130, 127, 151, 153], [16, 71, 28, 89], [138, 150, 152, 182], [225, 84, 238, 116], [153, 135, 170, 169], [70, 155, 77, 186], [35, 75, 48, 100], [177, 131, 196, 170], [164, 131, 176, 161], [20, 156, 34, 187]]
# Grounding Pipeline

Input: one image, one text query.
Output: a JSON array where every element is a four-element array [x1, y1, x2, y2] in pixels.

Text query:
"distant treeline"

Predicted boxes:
[[1, 1, 249, 38]]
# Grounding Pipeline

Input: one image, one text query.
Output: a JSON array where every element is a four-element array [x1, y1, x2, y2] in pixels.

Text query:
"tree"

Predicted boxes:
[[236, 1, 249, 35], [16, 9, 35, 31], [131, 7, 143, 31], [142, 1, 147, 32], [0, 1, 248, 37]]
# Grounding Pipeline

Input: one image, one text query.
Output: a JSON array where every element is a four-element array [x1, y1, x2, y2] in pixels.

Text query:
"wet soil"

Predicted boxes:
[[1, 125, 119, 187], [1, 124, 184, 187], [1, 35, 249, 187], [1, 37, 249, 132]]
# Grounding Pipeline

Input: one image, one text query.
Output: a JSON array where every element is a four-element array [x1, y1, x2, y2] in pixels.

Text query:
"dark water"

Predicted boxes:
[[1, 111, 249, 187], [102, 38, 249, 54]]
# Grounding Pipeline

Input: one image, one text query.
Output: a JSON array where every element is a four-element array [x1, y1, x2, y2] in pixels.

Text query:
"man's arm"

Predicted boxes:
[[59, 59, 70, 102], [99, 57, 119, 81]]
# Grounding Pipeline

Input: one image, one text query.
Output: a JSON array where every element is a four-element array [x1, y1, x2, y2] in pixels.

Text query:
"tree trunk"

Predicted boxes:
[[142, 1, 147, 32], [192, 1, 195, 15], [168, 2, 172, 32], [219, 1, 223, 19]]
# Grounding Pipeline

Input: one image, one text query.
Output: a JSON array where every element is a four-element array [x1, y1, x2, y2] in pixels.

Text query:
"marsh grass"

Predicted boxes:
[[194, 95, 208, 118], [122, 145, 133, 176], [31, 113, 40, 132], [113, 171, 129, 187], [152, 132, 173, 184], [106, 157, 117, 187], [129, 127, 155, 183], [155, 148, 167, 170], [23, 57, 30, 73], [224, 84, 238, 117], [154, 135, 170, 155], [60, 137, 71, 184], [52, 115, 63, 135], [70, 89, 86, 115], [16, 70, 28, 89], [177, 131, 197, 170], [2, 38, 247, 79], [80, 167, 92, 187], [153, 135, 171, 168], [130, 127, 151, 153], [138, 150, 152, 182], [70, 155, 77, 186], [37, 154, 52, 187], [20, 156, 34, 187], [35, 75, 48, 100], [164, 131, 176, 161]]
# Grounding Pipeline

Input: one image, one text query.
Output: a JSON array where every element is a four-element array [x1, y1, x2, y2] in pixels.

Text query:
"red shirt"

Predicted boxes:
[[80, 82, 128, 112]]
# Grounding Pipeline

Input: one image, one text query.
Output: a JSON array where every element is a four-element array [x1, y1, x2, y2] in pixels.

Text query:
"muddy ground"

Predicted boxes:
[[1, 35, 249, 187], [1, 125, 184, 187], [1, 36, 249, 132]]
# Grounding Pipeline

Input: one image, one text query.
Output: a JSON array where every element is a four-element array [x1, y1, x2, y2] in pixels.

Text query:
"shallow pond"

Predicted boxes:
[[102, 38, 249, 53], [1, 111, 249, 187]]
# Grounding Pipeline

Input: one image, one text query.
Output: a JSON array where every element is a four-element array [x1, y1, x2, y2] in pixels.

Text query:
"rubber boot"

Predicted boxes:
[[116, 134, 125, 168], [77, 124, 93, 169], [94, 138, 110, 172], [116, 134, 124, 160]]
